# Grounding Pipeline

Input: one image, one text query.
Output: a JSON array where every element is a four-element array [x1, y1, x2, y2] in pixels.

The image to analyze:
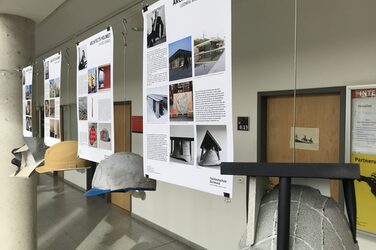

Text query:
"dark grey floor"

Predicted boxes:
[[37, 174, 194, 250]]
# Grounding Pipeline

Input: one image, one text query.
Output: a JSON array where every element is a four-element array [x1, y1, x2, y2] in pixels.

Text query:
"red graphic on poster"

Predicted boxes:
[[89, 126, 97, 145]]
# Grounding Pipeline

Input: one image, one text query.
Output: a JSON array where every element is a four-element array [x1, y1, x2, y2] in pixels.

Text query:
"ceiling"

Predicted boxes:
[[0, 0, 66, 24]]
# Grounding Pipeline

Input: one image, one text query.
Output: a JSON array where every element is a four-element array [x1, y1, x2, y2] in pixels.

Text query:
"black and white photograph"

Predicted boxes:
[[98, 123, 112, 150], [44, 61, 49, 80], [169, 81, 193, 122], [194, 35, 225, 76], [49, 99, 55, 118], [26, 117, 32, 132], [169, 36, 192, 81], [25, 101, 31, 116], [44, 100, 50, 117], [147, 86, 168, 123], [290, 127, 319, 151], [79, 97, 87, 120], [196, 125, 227, 168], [170, 125, 194, 165], [147, 5, 166, 48], [78, 45, 88, 71]]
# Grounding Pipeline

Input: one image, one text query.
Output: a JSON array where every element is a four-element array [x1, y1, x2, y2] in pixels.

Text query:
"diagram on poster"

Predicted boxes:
[[44, 53, 61, 146], [143, 0, 233, 197], [76, 28, 114, 163], [348, 87, 376, 235], [22, 66, 33, 137]]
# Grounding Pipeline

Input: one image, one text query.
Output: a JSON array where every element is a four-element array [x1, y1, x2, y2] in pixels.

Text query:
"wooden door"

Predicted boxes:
[[111, 102, 132, 211], [266, 93, 341, 202]]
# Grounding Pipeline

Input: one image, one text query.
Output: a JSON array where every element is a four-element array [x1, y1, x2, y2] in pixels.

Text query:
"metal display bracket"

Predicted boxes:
[[221, 162, 360, 250]]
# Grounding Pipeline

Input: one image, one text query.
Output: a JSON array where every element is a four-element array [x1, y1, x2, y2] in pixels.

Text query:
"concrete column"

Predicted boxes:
[[0, 14, 36, 250]]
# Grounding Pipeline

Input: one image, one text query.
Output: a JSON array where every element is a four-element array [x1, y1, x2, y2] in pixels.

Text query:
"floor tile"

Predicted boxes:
[[37, 174, 195, 250]]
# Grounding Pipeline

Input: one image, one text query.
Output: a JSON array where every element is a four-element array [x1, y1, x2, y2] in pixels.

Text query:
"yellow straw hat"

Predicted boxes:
[[36, 141, 91, 173]]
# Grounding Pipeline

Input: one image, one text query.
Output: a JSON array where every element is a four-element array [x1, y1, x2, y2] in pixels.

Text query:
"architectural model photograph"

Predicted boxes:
[[147, 85, 168, 122], [196, 125, 226, 167], [170, 125, 194, 165]]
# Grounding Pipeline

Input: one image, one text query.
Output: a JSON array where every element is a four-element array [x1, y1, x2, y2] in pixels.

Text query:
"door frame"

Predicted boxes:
[[257, 86, 346, 163], [257, 86, 347, 204]]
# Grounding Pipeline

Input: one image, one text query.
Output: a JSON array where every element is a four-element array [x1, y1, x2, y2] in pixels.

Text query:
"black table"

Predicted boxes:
[[221, 162, 360, 250]]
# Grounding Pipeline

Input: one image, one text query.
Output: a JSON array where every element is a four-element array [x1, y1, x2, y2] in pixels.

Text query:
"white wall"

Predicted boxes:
[[34, 0, 376, 249]]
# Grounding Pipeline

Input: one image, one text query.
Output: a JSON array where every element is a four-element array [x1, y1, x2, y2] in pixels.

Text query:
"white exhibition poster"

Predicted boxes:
[[143, 0, 233, 197], [351, 88, 376, 154], [76, 28, 114, 163], [44, 52, 62, 146], [22, 66, 33, 137]]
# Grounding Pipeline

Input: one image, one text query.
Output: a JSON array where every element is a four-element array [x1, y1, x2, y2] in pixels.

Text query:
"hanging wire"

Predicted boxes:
[[64, 47, 71, 140], [292, 0, 298, 164], [121, 18, 128, 48]]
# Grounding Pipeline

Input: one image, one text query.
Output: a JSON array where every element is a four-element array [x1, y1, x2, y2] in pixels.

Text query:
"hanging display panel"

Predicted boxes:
[[76, 28, 114, 163], [22, 66, 33, 137], [142, 0, 233, 197], [347, 85, 376, 235], [44, 52, 62, 146]]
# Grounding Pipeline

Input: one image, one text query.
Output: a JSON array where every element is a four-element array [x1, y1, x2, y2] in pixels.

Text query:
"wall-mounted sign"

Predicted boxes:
[[76, 28, 114, 163], [347, 85, 376, 235], [22, 66, 33, 137], [43, 52, 61, 146], [142, 0, 233, 197], [237, 117, 249, 131]]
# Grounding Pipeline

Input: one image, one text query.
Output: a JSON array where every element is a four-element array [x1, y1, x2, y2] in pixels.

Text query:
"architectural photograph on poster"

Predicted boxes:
[[26, 117, 32, 132], [194, 35, 225, 76], [49, 119, 60, 139], [197, 125, 226, 168], [169, 81, 193, 121], [169, 36, 192, 81], [78, 45, 87, 71], [49, 78, 60, 98], [170, 125, 194, 165], [146, 5, 166, 48], [25, 101, 31, 116], [147, 85, 168, 122], [44, 100, 50, 117], [44, 61, 49, 79], [88, 68, 98, 94], [49, 99, 55, 117], [25, 85, 32, 99], [98, 64, 111, 90]]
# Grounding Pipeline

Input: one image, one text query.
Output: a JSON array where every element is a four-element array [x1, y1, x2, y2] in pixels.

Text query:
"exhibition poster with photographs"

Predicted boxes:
[[349, 87, 376, 234], [22, 66, 33, 137], [44, 52, 61, 146], [76, 28, 114, 163], [143, 0, 234, 197]]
